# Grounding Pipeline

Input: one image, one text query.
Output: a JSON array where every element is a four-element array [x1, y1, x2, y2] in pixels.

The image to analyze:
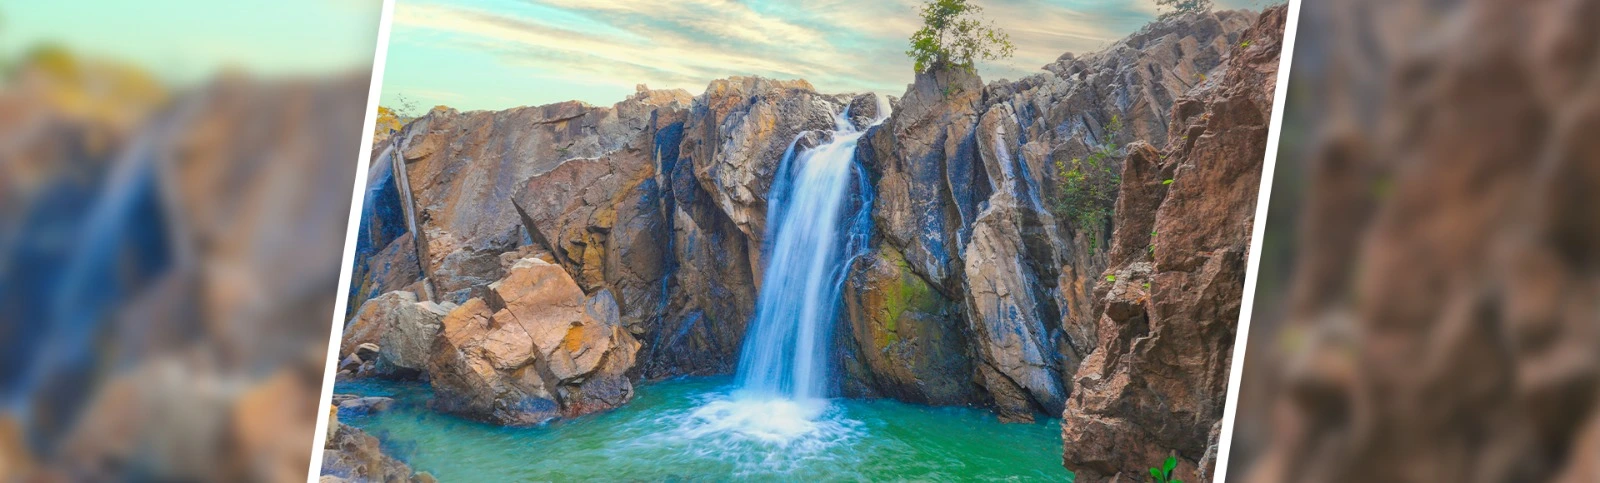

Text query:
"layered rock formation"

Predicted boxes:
[[1060, 6, 1285, 481]]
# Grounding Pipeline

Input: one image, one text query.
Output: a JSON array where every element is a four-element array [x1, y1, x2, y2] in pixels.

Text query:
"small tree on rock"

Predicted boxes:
[[906, 0, 1014, 73], [1156, 0, 1212, 19]]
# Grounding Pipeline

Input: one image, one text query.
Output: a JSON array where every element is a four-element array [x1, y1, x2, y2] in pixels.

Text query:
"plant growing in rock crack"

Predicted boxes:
[[1052, 114, 1123, 236], [906, 0, 1015, 73], [1149, 455, 1182, 483]]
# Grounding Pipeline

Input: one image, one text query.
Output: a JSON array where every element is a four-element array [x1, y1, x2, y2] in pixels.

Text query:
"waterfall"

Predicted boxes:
[[671, 97, 888, 455], [734, 96, 890, 401]]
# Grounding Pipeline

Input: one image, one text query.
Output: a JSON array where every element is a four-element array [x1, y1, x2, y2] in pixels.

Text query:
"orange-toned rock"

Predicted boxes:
[[426, 258, 640, 425]]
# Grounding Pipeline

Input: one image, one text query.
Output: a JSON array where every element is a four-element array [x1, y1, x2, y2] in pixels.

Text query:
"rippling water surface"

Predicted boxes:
[[334, 377, 1072, 481]]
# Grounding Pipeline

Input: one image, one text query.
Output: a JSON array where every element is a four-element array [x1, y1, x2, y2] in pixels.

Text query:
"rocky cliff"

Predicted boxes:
[[340, 6, 1274, 443], [1060, 6, 1285, 482], [1234, 0, 1600, 481], [841, 8, 1255, 420]]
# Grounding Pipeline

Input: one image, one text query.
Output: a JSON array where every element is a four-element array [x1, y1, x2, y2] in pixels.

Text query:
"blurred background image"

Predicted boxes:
[[1229, 0, 1600, 481], [0, 1, 381, 481]]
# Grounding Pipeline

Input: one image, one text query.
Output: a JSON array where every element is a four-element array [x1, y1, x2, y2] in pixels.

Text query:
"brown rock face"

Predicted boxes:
[[1233, 0, 1600, 482], [394, 88, 692, 303], [1059, 6, 1284, 482], [425, 258, 640, 425]]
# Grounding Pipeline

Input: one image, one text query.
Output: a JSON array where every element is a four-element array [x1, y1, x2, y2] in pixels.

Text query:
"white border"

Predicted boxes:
[[1212, 0, 1301, 481], [299, 0, 1303, 479], [306, 0, 398, 479]]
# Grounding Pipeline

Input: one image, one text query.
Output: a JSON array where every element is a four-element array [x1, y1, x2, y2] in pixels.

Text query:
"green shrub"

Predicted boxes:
[[1052, 115, 1124, 234]]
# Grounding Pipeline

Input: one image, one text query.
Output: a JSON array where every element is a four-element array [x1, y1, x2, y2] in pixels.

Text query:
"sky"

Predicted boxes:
[[1, 0, 382, 84], [380, 0, 1271, 113]]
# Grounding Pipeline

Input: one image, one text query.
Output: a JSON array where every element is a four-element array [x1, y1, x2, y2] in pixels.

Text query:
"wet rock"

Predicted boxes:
[[845, 93, 892, 131], [638, 77, 846, 378], [347, 153, 424, 318], [321, 408, 432, 483], [425, 258, 641, 425], [1060, 6, 1283, 481], [337, 354, 362, 373], [333, 395, 395, 416], [682, 76, 844, 244], [839, 247, 977, 405], [866, 67, 985, 292]]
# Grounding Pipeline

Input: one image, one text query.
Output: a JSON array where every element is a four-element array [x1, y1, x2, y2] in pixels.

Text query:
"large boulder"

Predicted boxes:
[[1060, 6, 1283, 481], [338, 291, 448, 378], [425, 258, 641, 425]]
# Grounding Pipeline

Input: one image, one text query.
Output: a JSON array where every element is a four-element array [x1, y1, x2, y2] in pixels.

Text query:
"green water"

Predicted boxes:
[[334, 377, 1073, 482]]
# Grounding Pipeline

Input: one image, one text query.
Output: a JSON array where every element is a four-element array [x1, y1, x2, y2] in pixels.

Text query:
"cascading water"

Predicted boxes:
[[735, 110, 879, 400], [673, 97, 889, 460]]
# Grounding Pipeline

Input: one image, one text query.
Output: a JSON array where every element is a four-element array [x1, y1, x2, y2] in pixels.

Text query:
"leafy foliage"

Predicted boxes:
[[1155, 0, 1212, 20], [1149, 455, 1182, 483], [906, 0, 1015, 73], [1052, 114, 1124, 235]]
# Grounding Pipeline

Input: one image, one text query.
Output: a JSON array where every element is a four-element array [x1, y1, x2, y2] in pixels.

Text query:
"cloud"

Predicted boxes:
[[387, 0, 1182, 108]]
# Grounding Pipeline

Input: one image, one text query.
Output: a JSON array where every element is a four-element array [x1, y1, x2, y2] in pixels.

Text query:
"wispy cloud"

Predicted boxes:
[[383, 0, 1263, 111]]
